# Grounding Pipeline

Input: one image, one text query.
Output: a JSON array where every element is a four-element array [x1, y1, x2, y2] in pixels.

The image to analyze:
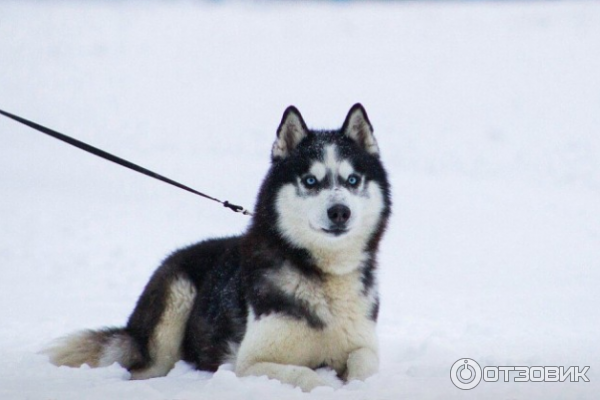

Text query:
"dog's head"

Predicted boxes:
[[254, 104, 391, 274]]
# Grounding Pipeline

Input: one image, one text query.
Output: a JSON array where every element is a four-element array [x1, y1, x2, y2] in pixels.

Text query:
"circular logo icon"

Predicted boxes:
[[450, 358, 482, 390]]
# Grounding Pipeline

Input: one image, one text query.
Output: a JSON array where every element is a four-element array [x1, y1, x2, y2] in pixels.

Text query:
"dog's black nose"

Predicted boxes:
[[327, 204, 351, 224]]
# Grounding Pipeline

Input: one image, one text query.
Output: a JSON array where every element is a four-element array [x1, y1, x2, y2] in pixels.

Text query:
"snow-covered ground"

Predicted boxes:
[[1, 1, 599, 399]]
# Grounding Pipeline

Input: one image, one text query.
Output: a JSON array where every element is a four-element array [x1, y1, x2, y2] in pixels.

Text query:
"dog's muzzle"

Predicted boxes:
[[323, 204, 351, 235]]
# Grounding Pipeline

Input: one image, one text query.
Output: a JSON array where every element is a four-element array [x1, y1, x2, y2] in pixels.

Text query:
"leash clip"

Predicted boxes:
[[223, 201, 253, 216]]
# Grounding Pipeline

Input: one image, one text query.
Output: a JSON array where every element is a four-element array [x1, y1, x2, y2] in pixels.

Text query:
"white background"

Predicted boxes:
[[0, 1, 598, 399]]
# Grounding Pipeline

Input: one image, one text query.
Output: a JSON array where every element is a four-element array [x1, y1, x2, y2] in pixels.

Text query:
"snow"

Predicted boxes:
[[1, 0, 599, 398]]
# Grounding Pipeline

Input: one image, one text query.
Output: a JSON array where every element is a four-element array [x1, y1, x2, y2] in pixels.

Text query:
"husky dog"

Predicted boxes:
[[43, 104, 391, 392]]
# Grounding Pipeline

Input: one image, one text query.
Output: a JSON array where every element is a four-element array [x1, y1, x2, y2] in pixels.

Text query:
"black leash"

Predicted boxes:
[[0, 108, 253, 216]]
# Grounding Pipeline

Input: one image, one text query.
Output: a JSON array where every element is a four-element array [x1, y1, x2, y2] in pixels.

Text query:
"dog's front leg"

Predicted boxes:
[[345, 347, 379, 382], [235, 314, 333, 392]]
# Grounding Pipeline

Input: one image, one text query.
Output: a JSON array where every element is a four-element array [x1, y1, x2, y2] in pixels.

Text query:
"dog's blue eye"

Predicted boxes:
[[347, 174, 360, 186], [303, 175, 317, 187]]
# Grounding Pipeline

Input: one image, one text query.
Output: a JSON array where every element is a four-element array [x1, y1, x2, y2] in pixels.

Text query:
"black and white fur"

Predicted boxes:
[[43, 104, 391, 392]]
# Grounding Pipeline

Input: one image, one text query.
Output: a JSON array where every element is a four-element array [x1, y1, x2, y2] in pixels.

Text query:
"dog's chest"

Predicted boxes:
[[313, 273, 370, 326], [275, 264, 372, 320]]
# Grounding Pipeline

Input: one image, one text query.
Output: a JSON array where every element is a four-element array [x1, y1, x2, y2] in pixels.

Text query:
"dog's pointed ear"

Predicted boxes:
[[342, 103, 379, 156], [272, 106, 309, 160]]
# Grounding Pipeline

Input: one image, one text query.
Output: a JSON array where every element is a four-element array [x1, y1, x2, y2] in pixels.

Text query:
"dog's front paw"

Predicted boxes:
[[293, 368, 332, 392], [345, 347, 379, 382], [237, 362, 333, 393], [346, 367, 377, 382]]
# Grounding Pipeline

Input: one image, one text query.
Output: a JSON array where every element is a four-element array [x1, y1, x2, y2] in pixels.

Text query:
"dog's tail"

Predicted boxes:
[[41, 271, 198, 379], [41, 328, 144, 370]]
